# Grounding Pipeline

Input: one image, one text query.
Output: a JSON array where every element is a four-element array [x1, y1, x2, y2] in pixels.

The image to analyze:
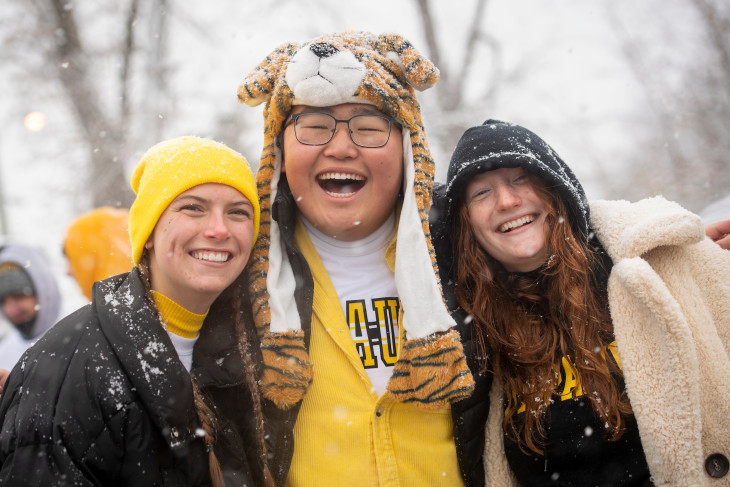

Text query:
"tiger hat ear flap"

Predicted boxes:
[[373, 33, 440, 91], [358, 33, 475, 410], [237, 41, 314, 410], [237, 42, 300, 107]]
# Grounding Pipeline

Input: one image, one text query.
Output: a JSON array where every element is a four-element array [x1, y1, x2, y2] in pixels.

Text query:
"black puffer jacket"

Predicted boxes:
[[0, 270, 264, 486], [261, 180, 492, 487]]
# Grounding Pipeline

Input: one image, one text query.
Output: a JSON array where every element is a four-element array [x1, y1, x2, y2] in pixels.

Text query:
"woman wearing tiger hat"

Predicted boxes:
[[237, 31, 489, 486]]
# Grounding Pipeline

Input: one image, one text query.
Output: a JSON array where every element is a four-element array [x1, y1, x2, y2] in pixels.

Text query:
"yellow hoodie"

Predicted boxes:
[[64, 207, 133, 301]]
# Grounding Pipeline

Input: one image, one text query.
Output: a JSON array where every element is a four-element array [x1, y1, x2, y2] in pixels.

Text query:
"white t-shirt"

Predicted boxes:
[[166, 331, 198, 372], [303, 215, 400, 396]]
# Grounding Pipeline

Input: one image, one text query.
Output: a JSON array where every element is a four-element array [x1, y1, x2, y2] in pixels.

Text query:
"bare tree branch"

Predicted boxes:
[[120, 0, 139, 130]]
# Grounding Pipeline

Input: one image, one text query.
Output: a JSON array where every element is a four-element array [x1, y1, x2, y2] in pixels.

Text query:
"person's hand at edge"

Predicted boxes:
[[0, 368, 9, 396], [706, 219, 730, 250]]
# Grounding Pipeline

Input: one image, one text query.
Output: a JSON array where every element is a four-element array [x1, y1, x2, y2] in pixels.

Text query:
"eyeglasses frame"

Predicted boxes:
[[285, 112, 403, 148]]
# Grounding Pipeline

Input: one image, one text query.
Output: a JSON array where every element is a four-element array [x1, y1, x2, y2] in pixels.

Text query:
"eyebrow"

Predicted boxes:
[[300, 105, 382, 117], [232, 200, 255, 210], [174, 194, 254, 208]]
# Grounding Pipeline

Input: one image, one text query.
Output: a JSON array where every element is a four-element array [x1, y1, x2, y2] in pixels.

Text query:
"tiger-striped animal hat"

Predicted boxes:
[[237, 31, 474, 410]]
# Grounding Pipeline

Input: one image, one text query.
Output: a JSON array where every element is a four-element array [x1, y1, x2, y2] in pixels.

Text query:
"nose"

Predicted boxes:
[[323, 121, 358, 158], [494, 184, 521, 210], [309, 42, 338, 59], [203, 212, 231, 240]]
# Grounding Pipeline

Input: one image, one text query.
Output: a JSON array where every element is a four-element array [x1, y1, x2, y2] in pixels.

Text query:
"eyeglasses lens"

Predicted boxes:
[[293, 113, 393, 148]]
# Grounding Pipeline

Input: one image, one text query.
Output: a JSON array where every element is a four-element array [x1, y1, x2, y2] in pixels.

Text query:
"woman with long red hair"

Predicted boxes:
[[431, 119, 730, 486]]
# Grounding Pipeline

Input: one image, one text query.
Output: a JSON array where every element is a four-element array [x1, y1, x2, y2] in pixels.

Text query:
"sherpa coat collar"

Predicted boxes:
[[484, 196, 730, 486]]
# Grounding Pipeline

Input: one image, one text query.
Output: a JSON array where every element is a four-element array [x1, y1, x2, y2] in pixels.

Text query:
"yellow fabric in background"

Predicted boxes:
[[64, 207, 133, 301]]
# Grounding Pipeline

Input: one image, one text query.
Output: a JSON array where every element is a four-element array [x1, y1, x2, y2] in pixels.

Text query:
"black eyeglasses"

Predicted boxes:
[[286, 112, 401, 148]]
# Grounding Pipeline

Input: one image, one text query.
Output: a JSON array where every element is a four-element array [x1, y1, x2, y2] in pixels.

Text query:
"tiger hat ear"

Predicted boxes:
[[373, 33, 440, 91], [237, 42, 300, 107]]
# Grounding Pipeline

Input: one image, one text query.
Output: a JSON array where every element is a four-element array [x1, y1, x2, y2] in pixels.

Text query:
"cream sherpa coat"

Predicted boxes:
[[483, 196, 730, 487]]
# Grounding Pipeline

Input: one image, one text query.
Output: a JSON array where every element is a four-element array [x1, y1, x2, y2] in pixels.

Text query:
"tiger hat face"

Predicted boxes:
[[237, 31, 474, 410], [285, 42, 366, 106]]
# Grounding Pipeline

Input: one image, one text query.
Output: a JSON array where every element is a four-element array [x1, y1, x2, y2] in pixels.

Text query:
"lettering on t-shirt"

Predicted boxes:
[[513, 341, 621, 413], [347, 297, 400, 369]]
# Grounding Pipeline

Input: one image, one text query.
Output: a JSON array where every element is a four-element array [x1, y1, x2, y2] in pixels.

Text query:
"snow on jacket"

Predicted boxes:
[[0, 269, 263, 486], [482, 196, 730, 487]]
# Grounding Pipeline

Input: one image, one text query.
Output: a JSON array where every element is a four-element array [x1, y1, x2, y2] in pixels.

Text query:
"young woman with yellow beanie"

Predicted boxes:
[[0, 136, 273, 486]]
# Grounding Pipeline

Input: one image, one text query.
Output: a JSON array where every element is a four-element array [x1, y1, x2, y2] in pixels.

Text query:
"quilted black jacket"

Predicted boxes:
[[0, 270, 264, 486]]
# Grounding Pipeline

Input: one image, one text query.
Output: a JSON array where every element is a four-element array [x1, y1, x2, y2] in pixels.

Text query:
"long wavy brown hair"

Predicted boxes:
[[452, 174, 632, 455], [138, 252, 274, 487]]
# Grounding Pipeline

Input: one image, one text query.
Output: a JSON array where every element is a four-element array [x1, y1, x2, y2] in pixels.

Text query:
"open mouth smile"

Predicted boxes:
[[317, 172, 366, 198], [499, 215, 535, 233], [191, 250, 231, 262]]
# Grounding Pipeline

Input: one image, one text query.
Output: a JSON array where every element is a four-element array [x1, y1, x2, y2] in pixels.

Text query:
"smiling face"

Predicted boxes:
[[464, 167, 549, 272], [281, 103, 404, 241], [146, 183, 255, 313]]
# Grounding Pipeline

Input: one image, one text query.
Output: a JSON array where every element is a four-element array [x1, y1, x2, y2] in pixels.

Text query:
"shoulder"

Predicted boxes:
[[589, 196, 705, 261], [10, 302, 135, 415]]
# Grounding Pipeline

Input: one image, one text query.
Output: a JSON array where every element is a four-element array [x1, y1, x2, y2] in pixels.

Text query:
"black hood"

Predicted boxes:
[[431, 119, 591, 278]]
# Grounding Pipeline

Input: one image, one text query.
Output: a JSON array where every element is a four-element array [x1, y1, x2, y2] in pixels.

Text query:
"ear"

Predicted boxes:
[[237, 42, 300, 107], [374, 33, 439, 91]]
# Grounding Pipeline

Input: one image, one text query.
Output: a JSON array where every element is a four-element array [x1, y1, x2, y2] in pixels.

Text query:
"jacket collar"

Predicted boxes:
[[589, 196, 705, 262], [192, 289, 250, 388], [93, 270, 199, 451]]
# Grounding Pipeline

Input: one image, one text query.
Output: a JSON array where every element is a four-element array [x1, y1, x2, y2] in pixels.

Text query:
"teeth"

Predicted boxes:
[[499, 216, 535, 233], [318, 172, 364, 197], [325, 189, 356, 198], [319, 172, 365, 181], [192, 251, 230, 262]]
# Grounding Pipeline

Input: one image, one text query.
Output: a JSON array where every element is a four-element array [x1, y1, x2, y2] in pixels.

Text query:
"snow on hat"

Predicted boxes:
[[237, 31, 474, 410], [435, 119, 590, 249], [129, 136, 260, 265], [0, 261, 35, 299], [64, 207, 133, 301]]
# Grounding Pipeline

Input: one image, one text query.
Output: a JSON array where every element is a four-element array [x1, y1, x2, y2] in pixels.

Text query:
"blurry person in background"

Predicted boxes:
[[0, 243, 61, 370], [0, 136, 273, 486], [63, 206, 133, 301]]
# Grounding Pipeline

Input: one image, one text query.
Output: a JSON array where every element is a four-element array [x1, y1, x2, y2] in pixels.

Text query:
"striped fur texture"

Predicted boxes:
[[238, 31, 474, 410]]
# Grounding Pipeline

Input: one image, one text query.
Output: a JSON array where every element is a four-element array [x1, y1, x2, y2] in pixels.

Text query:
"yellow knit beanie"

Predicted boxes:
[[129, 136, 259, 265]]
